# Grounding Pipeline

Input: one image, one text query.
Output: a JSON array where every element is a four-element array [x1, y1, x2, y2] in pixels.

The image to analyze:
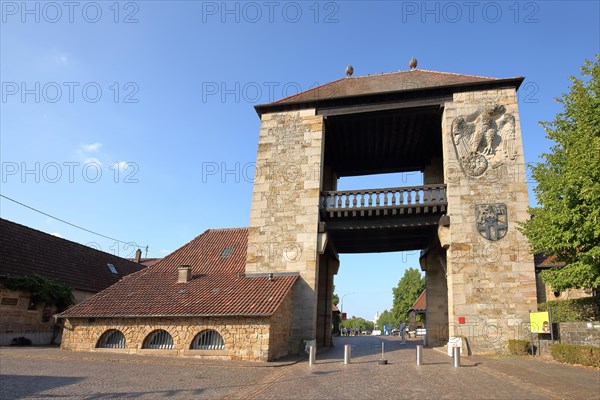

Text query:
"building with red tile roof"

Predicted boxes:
[[0, 218, 145, 345], [408, 290, 426, 330], [533, 253, 593, 303], [59, 228, 298, 361]]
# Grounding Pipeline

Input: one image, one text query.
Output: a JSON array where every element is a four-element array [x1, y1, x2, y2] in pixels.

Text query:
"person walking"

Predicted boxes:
[[400, 322, 406, 344]]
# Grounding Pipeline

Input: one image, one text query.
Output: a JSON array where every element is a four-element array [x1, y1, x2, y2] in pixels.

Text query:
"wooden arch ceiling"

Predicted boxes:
[[323, 105, 443, 178]]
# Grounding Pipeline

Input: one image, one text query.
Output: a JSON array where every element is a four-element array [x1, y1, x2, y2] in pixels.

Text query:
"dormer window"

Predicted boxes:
[[107, 263, 118, 274], [220, 247, 233, 258]]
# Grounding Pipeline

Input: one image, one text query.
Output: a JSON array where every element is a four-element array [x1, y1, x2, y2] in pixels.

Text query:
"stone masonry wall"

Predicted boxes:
[[246, 109, 325, 351], [269, 287, 293, 360], [0, 284, 98, 345], [442, 88, 538, 353], [538, 321, 600, 355], [61, 315, 279, 361], [422, 246, 449, 347], [557, 321, 600, 347]]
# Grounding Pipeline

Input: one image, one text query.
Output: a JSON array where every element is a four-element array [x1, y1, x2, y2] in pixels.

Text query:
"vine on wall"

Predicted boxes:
[[1, 274, 74, 311]]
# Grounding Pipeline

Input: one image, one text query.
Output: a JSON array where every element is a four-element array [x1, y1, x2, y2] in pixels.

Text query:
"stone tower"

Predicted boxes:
[[246, 68, 537, 354]]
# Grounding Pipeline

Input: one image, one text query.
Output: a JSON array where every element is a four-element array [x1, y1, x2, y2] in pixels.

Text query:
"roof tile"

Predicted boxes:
[[0, 218, 145, 293], [60, 228, 298, 318], [260, 69, 521, 107]]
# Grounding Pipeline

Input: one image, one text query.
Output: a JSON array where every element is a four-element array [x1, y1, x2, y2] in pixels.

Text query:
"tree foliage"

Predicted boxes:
[[376, 309, 396, 329], [330, 283, 339, 306], [391, 267, 425, 323], [520, 55, 600, 290], [340, 316, 374, 332]]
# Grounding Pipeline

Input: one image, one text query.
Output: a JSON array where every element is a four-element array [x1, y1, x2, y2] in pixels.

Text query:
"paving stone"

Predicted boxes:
[[1, 337, 598, 399]]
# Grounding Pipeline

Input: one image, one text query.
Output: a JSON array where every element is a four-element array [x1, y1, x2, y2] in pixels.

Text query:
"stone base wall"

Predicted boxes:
[[537, 321, 600, 355], [557, 321, 600, 347], [422, 245, 449, 347], [269, 289, 293, 360], [61, 314, 286, 361]]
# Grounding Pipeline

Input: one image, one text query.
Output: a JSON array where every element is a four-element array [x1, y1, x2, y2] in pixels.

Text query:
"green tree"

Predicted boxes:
[[520, 55, 600, 290], [376, 309, 396, 329], [341, 316, 374, 332], [391, 268, 425, 323], [332, 292, 339, 307], [330, 283, 339, 306]]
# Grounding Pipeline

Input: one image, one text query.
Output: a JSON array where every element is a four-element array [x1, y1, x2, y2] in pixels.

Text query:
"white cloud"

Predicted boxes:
[[50, 232, 63, 238], [160, 249, 170, 255], [81, 143, 102, 153]]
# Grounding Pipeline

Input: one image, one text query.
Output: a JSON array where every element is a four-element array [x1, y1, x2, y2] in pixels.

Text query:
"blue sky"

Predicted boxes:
[[1, 1, 598, 321]]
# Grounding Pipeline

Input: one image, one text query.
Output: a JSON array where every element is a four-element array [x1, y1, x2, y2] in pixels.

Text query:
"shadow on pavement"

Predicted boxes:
[[0, 374, 85, 399]]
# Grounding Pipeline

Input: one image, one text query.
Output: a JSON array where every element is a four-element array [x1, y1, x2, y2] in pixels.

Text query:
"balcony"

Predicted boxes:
[[319, 184, 447, 253]]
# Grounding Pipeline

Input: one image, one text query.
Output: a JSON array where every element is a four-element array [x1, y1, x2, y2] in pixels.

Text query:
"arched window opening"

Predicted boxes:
[[190, 329, 224, 350], [96, 329, 126, 349], [142, 329, 174, 349]]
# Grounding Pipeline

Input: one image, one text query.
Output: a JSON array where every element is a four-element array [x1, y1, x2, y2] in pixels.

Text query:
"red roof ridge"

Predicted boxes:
[[205, 227, 248, 232], [343, 68, 503, 81]]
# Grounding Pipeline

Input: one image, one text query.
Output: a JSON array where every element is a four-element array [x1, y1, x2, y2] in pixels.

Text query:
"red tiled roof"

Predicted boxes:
[[257, 69, 523, 110], [0, 218, 145, 293], [410, 289, 426, 312], [534, 253, 566, 269], [60, 228, 298, 318]]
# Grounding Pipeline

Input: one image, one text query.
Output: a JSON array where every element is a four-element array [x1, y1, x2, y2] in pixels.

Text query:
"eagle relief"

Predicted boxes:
[[451, 103, 518, 177]]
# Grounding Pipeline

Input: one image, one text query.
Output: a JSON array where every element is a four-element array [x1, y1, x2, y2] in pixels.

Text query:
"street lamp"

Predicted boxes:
[[340, 292, 356, 314]]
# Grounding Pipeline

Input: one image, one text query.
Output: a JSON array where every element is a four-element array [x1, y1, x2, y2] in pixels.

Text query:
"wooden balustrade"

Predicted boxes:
[[320, 184, 447, 219]]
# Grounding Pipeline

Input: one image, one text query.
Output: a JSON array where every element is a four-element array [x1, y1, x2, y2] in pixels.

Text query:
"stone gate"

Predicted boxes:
[[245, 67, 537, 354]]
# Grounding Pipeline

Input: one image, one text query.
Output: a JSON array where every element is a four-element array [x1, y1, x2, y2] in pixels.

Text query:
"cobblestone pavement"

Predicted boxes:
[[1, 337, 598, 399]]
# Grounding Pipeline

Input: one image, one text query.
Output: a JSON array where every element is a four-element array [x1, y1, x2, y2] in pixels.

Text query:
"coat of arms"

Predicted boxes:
[[476, 204, 508, 241], [451, 103, 518, 177]]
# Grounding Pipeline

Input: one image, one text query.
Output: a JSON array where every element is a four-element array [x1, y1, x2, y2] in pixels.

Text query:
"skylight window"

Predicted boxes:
[[107, 263, 118, 274], [220, 247, 233, 258]]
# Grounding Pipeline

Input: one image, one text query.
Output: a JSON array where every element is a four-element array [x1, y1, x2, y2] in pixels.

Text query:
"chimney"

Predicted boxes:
[[134, 249, 142, 263], [177, 265, 192, 283]]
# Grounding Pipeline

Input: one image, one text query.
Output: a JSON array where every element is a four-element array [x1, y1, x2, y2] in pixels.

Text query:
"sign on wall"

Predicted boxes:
[[530, 311, 551, 334]]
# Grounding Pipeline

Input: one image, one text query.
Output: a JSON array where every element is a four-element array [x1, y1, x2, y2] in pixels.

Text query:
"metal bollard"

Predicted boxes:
[[416, 344, 423, 365], [309, 345, 316, 366], [453, 346, 460, 368], [344, 344, 351, 365]]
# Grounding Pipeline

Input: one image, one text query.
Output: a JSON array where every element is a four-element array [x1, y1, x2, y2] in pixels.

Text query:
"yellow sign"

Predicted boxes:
[[530, 311, 551, 333]]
